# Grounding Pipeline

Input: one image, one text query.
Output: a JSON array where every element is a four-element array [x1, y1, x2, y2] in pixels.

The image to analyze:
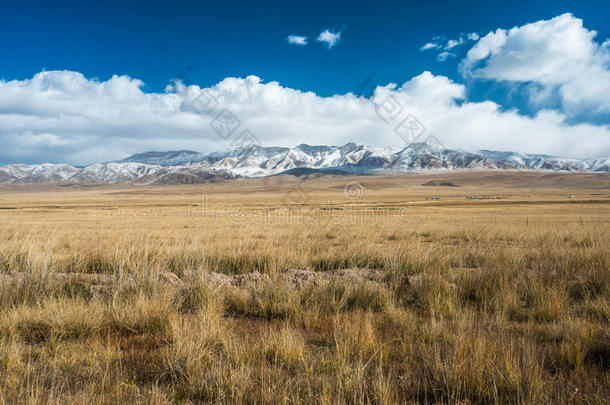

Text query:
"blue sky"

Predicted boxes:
[[1, 0, 610, 164], [3, 0, 607, 97]]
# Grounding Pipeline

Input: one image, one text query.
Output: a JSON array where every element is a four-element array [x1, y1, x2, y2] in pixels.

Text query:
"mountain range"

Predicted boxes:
[[1, 142, 609, 185]]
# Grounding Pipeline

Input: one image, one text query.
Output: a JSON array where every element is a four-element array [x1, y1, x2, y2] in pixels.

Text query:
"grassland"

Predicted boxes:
[[0, 171, 609, 404]]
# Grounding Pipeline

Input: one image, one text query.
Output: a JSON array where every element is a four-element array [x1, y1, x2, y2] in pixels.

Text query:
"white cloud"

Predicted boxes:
[[372, 72, 610, 158], [445, 38, 465, 50], [437, 52, 455, 62], [287, 35, 307, 45], [420, 42, 438, 51], [0, 69, 609, 165], [421, 32, 481, 59], [317, 29, 341, 49], [461, 13, 610, 116]]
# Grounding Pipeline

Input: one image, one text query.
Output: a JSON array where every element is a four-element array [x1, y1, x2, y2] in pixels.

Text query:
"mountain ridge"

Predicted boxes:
[[1, 142, 609, 185]]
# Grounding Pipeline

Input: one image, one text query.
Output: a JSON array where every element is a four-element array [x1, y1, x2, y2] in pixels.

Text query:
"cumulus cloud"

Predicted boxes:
[[445, 38, 465, 50], [371, 72, 610, 158], [461, 13, 610, 117], [437, 51, 455, 62], [317, 29, 341, 48], [420, 42, 438, 51], [0, 69, 609, 165], [287, 35, 307, 45], [420, 32, 480, 59]]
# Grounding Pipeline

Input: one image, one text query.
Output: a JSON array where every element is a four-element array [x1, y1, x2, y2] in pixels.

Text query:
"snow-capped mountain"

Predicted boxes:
[[69, 163, 164, 184], [477, 150, 610, 172], [1, 142, 609, 185], [477, 150, 582, 171], [0, 163, 78, 184], [0, 161, 236, 185], [114, 150, 207, 166], [585, 158, 610, 172], [392, 143, 511, 171]]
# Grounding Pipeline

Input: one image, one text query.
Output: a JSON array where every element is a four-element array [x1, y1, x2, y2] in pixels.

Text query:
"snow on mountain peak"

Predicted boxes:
[[0, 142, 608, 185]]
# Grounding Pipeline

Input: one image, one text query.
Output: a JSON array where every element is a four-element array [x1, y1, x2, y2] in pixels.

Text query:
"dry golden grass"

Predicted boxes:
[[0, 171, 609, 404]]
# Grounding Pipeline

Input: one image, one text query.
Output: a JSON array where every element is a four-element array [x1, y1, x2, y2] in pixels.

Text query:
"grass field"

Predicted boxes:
[[0, 171, 609, 404]]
